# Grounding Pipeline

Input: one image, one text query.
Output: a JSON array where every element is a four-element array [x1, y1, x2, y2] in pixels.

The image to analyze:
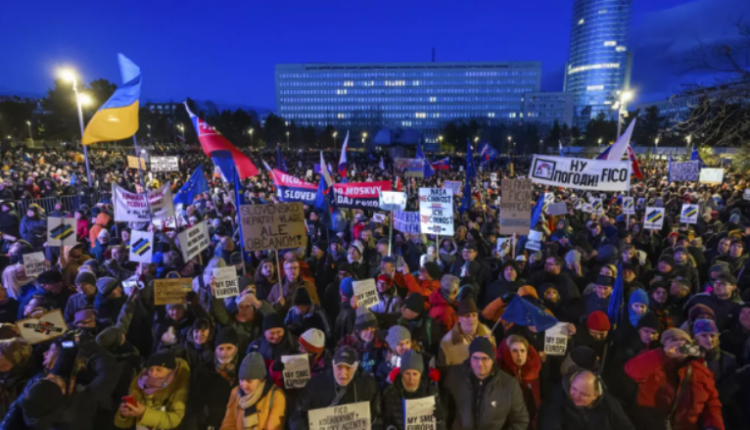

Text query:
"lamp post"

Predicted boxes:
[[286, 131, 290, 147], [333, 131, 338, 157], [249, 128, 254, 147], [615, 91, 634, 137], [26, 121, 32, 144], [58, 68, 93, 186], [438, 135, 443, 152]]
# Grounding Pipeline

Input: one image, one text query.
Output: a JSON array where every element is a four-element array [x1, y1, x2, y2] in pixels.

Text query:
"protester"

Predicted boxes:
[[220, 352, 286, 430]]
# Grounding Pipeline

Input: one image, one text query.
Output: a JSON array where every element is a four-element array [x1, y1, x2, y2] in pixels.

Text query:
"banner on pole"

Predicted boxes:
[[671, 161, 700, 182], [444, 180, 461, 195], [333, 181, 392, 209], [113, 182, 175, 222], [212, 266, 240, 299], [308, 402, 371, 430], [499, 178, 532, 235], [150, 156, 179, 172], [153, 279, 190, 306], [16, 310, 68, 345], [699, 168, 724, 184], [129, 230, 154, 263], [394, 211, 420, 234], [271, 169, 318, 205], [47, 217, 77, 247], [680, 204, 699, 224], [353, 279, 380, 309], [419, 188, 455, 235], [22, 252, 46, 277], [240, 202, 307, 252], [529, 155, 630, 191], [644, 207, 665, 230], [379, 191, 407, 212], [394, 158, 425, 178], [281, 354, 311, 389], [622, 197, 635, 215], [177, 221, 210, 262]]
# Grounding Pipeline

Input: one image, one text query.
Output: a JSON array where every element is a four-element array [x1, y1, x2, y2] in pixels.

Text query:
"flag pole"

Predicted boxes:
[[233, 169, 248, 277], [132, 135, 153, 223]]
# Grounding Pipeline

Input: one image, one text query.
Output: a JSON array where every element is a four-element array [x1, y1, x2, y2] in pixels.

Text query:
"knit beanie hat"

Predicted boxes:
[[377, 274, 393, 289], [688, 303, 715, 322], [693, 319, 718, 336], [96, 277, 120, 297], [386, 325, 411, 349], [400, 349, 424, 374], [340, 277, 355, 299], [403, 293, 425, 315], [440, 274, 460, 295], [96, 327, 123, 351], [586, 311, 611, 332], [661, 328, 692, 345], [299, 328, 326, 354], [457, 298, 478, 316], [74, 271, 96, 286], [636, 312, 661, 332], [239, 352, 267, 381], [423, 262, 442, 281], [21, 379, 63, 419], [293, 288, 312, 306], [262, 313, 285, 332], [355, 307, 378, 331], [468, 337, 495, 363], [629, 288, 649, 306], [0, 338, 31, 366], [569, 346, 599, 371], [215, 327, 239, 347], [146, 350, 177, 370]]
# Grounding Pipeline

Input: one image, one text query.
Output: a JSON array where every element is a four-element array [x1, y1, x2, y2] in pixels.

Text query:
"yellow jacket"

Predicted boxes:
[[220, 384, 286, 430]]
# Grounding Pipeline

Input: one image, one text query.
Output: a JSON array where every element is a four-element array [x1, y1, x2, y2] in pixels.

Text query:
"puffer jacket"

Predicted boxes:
[[429, 288, 458, 333], [220, 382, 286, 430], [382, 373, 446, 430]]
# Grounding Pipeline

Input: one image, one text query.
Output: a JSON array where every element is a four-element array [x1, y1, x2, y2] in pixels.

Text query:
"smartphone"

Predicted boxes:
[[62, 341, 75, 349], [122, 396, 137, 407]]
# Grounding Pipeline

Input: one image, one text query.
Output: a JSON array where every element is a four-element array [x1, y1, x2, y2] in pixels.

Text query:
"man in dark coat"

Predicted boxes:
[[382, 350, 445, 430], [247, 313, 299, 363], [531, 256, 580, 304], [17, 270, 71, 320]]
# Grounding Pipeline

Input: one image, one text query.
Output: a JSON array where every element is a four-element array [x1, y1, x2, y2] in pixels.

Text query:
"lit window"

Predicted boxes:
[[599, 9, 607, 13], [604, 41, 617, 47], [578, 18, 584, 25], [616, 46, 627, 52], [343, 81, 354, 87], [587, 85, 604, 91], [429, 97, 437, 102], [488, 112, 495, 118], [568, 63, 620, 74]]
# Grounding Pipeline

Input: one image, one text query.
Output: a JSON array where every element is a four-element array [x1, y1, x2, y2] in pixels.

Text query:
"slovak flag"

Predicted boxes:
[[395, 177, 403, 191], [338, 131, 350, 178], [627, 145, 643, 179], [431, 157, 450, 170]]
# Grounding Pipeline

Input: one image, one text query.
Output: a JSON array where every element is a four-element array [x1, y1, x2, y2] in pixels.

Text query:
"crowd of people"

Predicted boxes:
[[0, 142, 747, 430]]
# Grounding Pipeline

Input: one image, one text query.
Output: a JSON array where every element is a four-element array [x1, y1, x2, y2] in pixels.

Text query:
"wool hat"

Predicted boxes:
[[146, 350, 177, 370], [0, 338, 31, 366], [595, 275, 615, 287], [21, 379, 63, 419], [463, 242, 478, 252], [74, 271, 96, 286], [340, 277, 355, 299], [96, 327, 123, 351], [629, 288, 649, 306], [693, 319, 718, 336], [96, 277, 120, 297], [440, 274, 460, 294], [586, 311, 611, 332], [403, 293, 425, 315], [333, 345, 358, 367], [355, 307, 378, 331], [714, 273, 738, 285], [293, 288, 312, 306], [636, 312, 661, 332], [312, 240, 327, 251], [377, 274, 393, 289], [262, 313, 285, 332], [688, 303, 715, 322], [661, 328, 692, 345], [37, 270, 63, 285], [468, 337, 495, 362], [400, 349, 424, 374], [423, 262, 442, 281], [239, 352, 267, 380], [349, 241, 364, 256], [299, 328, 326, 354], [215, 327, 239, 347], [386, 325, 411, 349], [658, 254, 674, 267], [457, 298, 478, 316]]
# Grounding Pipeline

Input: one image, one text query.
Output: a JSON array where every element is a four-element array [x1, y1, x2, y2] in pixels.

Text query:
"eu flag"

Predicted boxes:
[[416, 141, 435, 178], [174, 164, 209, 206]]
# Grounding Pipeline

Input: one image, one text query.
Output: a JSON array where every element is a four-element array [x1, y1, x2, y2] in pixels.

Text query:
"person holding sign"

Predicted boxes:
[[247, 313, 299, 363], [221, 352, 286, 430], [382, 350, 445, 430], [269, 328, 329, 391], [266, 259, 319, 315]]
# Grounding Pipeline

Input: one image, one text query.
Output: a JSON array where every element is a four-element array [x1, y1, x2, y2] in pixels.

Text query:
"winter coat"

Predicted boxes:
[[1, 381, 99, 430], [624, 348, 724, 430], [0, 299, 18, 324], [63, 292, 96, 323], [17, 286, 72, 320], [401, 315, 443, 359], [189, 359, 239, 430], [382, 374, 446, 430], [0, 209, 19, 238], [684, 293, 742, 331], [482, 278, 523, 308], [337, 334, 386, 376], [0, 359, 35, 422], [404, 273, 440, 309], [114, 357, 191, 429], [334, 301, 357, 344], [19, 215, 45, 249], [254, 276, 276, 302], [266, 276, 320, 314], [284, 303, 332, 340], [220, 382, 286, 430], [498, 341, 542, 425], [370, 289, 402, 314], [438, 322, 495, 368], [89, 213, 111, 246], [443, 362, 530, 430], [210, 296, 268, 356], [428, 289, 458, 333], [246, 331, 299, 365]]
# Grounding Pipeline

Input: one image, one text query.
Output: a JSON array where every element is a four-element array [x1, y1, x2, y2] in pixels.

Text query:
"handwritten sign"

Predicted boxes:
[[671, 161, 700, 182], [213, 266, 239, 299], [353, 279, 380, 309], [404, 397, 436, 430], [281, 354, 311, 389], [129, 230, 153, 263], [16, 310, 68, 345], [241, 202, 307, 252], [22, 252, 46, 277], [419, 188, 454, 236], [499, 178, 532, 235], [544, 322, 569, 356], [496, 237, 511, 257], [112, 182, 175, 223], [47, 217, 78, 247], [644, 207, 665, 230], [127, 155, 147, 170], [153, 279, 190, 306], [150, 156, 179, 172], [699, 168, 724, 184], [308, 402, 371, 430], [178, 221, 210, 262]]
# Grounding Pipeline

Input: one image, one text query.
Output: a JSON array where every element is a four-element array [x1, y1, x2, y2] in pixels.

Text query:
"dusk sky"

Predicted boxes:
[[1, 0, 748, 111]]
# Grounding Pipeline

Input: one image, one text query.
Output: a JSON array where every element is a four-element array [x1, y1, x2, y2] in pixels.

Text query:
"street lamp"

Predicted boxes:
[[474, 136, 479, 143], [616, 90, 634, 137], [286, 131, 290, 147], [26, 120, 32, 144], [333, 131, 338, 152], [438, 135, 443, 152], [598, 138, 603, 147], [249, 128, 254, 146], [57, 67, 92, 185]]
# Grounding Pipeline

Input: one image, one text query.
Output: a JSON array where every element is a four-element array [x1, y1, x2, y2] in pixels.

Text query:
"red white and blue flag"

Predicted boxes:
[[338, 131, 349, 178], [431, 157, 450, 170], [627, 145, 643, 179]]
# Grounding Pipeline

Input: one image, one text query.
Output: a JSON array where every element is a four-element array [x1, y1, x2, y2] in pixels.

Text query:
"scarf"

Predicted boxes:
[[215, 353, 238, 383], [138, 369, 176, 396], [238, 381, 266, 430], [629, 310, 645, 328]]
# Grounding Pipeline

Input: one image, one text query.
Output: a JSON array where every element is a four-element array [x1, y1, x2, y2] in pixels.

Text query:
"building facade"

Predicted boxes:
[[564, 0, 632, 125], [275, 62, 541, 143], [522, 92, 575, 126]]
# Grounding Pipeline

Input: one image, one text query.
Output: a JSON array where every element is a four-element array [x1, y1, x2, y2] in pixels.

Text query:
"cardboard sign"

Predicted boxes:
[[150, 156, 179, 172], [499, 178, 532, 235], [353, 279, 380, 309], [496, 237, 512, 257], [113, 182, 176, 223], [699, 168, 724, 184], [127, 155, 147, 170], [22, 252, 46, 277], [308, 402, 371, 430], [281, 354, 311, 389], [525, 230, 543, 251], [213, 266, 239, 299], [177, 221, 210, 262], [404, 397, 436, 430], [671, 161, 700, 182], [306, 169, 313, 178], [644, 207, 665, 230], [546, 202, 568, 216], [372, 213, 386, 223], [153, 279, 190, 305], [240, 202, 307, 252], [394, 158, 425, 178], [680, 204, 699, 224], [418, 188, 454, 236], [47, 217, 78, 246], [16, 309, 68, 345], [530, 155, 630, 191], [379, 191, 407, 212], [622, 197, 635, 215], [129, 230, 153, 263], [394, 211, 420, 234], [544, 322, 569, 356], [444, 180, 462, 195]]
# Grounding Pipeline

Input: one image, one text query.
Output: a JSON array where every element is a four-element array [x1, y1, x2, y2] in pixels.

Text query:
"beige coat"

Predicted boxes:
[[437, 322, 495, 367]]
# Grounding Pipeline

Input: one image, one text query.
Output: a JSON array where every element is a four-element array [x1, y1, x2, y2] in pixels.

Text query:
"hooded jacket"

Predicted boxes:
[[404, 273, 441, 309], [437, 322, 495, 368], [428, 288, 458, 333], [498, 341, 542, 425]]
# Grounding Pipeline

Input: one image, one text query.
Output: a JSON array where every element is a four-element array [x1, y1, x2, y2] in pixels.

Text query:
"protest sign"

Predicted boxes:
[[546, 202, 568, 216], [241, 202, 307, 252], [113, 182, 175, 222], [308, 402, 371, 430], [177, 221, 210, 262], [47, 217, 77, 246], [490, 172, 498, 182], [281, 354, 311, 389], [22, 252, 46, 277], [529, 155, 630, 191], [419, 188, 454, 235], [16, 310, 68, 345], [150, 156, 179, 172], [372, 213, 386, 223], [544, 322, 569, 356], [213, 266, 240, 299], [444, 180, 461, 195], [333, 181, 392, 209], [591, 198, 604, 215], [671, 161, 700, 182], [127, 155, 147, 170], [404, 397, 436, 430], [394, 211, 420, 234], [306, 169, 313, 178], [525, 230, 543, 251], [379, 191, 407, 212], [745, 189, 750, 201], [353, 279, 380, 309], [622, 197, 635, 215], [680, 204, 699, 224], [499, 178, 532, 235], [153, 279, 190, 305], [394, 158, 425, 178], [636, 197, 646, 209], [271, 169, 318, 205], [644, 207, 665, 230], [129, 230, 153, 263], [496, 237, 511, 257], [699, 168, 724, 184]]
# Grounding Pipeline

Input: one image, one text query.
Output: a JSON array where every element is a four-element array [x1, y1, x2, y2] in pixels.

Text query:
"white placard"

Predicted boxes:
[[306, 169, 313, 178], [544, 192, 554, 204], [394, 211, 420, 234], [113, 182, 176, 222], [496, 237, 511, 257], [16, 309, 68, 345], [525, 230, 543, 251], [150, 156, 179, 172], [444, 180, 462, 195], [418, 188, 454, 236], [380, 191, 407, 212], [372, 213, 386, 223], [590, 198, 604, 215], [490, 173, 498, 182], [308, 402, 371, 430], [46, 217, 78, 246], [178, 221, 210, 262], [129, 230, 153, 263], [404, 397, 436, 430], [644, 207, 665, 230], [529, 155, 630, 191], [212, 266, 239, 299], [680, 204, 699, 225], [544, 322, 569, 356], [353, 279, 380, 309], [744, 189, 750, 201], [699, 168, 724, 184], [22, 252, 46, 277], [281, 354, 311, 389], [622, 197, 635, 215], [546, 202, 568, 216]]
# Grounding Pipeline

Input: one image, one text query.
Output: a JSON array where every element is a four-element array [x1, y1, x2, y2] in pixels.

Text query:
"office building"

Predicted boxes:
[[522, 92, 575, 126], [275, 62, 541, 144], [564, 0, 633, 125]]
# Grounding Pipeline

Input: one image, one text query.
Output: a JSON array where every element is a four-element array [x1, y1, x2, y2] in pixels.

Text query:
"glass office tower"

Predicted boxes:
[[564, 0, 632, 125]]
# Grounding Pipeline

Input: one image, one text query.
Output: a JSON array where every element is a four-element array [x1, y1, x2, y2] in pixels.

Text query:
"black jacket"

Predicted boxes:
[[188, 359, 238, 430], [537, 378, 634, 430], [382, 374, 445, 430], [1, 381, 98, 430]]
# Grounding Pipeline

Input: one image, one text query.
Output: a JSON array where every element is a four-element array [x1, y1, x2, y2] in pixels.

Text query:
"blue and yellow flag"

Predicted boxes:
[[82, 54, 141, 145]]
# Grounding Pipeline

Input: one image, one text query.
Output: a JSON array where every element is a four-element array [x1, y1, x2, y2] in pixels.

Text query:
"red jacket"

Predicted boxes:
[[498, 341, 542, 427], [404, 273, 440, 310], [428, 289, 457, 332], [624, 348, 724, 430]]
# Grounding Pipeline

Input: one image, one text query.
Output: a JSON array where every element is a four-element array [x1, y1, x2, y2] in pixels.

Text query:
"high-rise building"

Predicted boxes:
[[564, 0, 632, 126], [275, 62, 541, 144], [522, 92, 575, 127]]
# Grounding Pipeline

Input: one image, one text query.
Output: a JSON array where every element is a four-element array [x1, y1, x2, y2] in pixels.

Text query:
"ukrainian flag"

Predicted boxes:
[[82, 54, 141, 145]]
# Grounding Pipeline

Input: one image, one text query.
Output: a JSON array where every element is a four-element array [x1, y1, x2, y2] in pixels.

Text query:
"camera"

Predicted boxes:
[[678, 344, 702, 357]]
